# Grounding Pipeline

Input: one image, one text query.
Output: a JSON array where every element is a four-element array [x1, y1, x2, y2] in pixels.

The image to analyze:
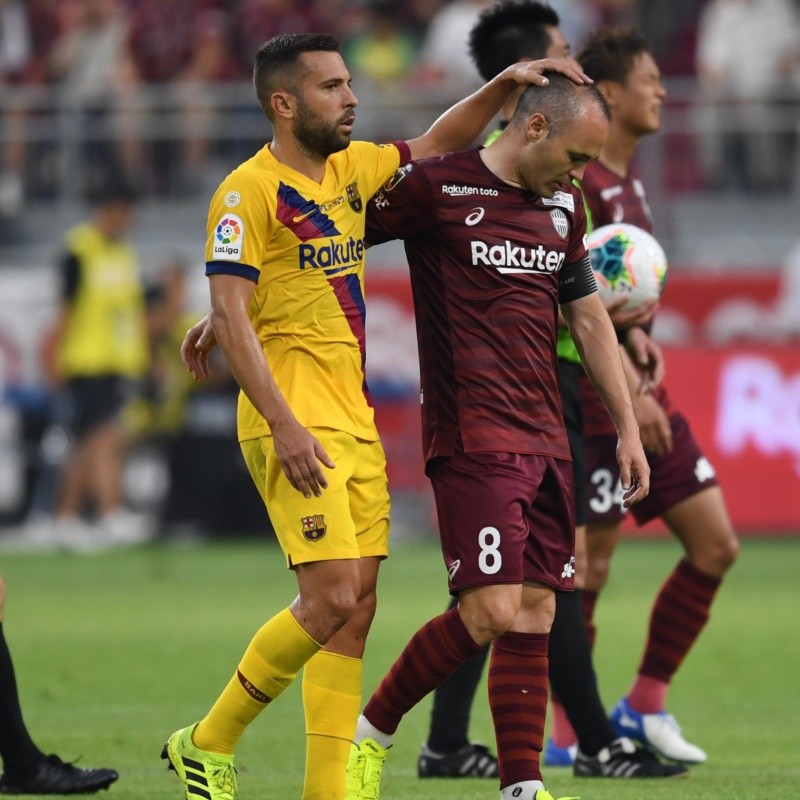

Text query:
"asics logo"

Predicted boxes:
[[447, 559, 461, 581], [465, 207, 485, 226]]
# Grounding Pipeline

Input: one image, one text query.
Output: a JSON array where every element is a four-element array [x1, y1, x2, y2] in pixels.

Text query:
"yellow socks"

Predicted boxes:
[[302, 650, 363, 800], [194, 608, 320, 754]]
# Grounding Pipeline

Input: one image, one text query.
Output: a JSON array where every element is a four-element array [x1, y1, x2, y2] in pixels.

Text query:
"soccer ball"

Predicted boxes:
[[587, 223, 668, 311]]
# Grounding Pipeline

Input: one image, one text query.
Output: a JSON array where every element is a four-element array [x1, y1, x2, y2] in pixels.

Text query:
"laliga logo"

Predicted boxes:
[[715, 355, 800, 476], [213, 213, 244, 259], [216, 217, 240, 244]]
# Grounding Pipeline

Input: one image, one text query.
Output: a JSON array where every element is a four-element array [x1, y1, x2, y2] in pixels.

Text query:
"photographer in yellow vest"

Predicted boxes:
[[35, 179, 151, 551]]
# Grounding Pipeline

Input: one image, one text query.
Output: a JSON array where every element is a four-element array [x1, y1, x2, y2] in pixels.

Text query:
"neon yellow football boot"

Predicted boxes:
[[161, 724, 238, 800], [344, 737, 391, 799]]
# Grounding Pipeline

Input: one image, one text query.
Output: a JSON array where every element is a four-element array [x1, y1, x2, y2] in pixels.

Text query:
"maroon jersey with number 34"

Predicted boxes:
[[580, 159, 673, 436]]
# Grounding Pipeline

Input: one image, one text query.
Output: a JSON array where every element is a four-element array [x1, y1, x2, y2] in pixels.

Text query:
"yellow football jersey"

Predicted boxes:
[[57, 223, 148, 379], [205, 140, 409, 443]]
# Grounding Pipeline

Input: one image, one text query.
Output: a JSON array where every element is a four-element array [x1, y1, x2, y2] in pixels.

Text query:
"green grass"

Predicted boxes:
[[2, 536, 798, 799]]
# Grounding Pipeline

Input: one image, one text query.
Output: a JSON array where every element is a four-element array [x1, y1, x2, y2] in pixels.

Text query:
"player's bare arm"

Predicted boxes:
[[407, 58, 591, 160], [617, 346, 672, 454], [180, 314, 217, 381], [561, 291, 649, 506], [624, 324, 666, 392], [631, 392, 673, 456], [208, 273, 335, 499]]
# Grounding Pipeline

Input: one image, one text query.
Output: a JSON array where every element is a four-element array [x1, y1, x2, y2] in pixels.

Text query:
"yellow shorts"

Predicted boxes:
[[240, 427, 391, 568]]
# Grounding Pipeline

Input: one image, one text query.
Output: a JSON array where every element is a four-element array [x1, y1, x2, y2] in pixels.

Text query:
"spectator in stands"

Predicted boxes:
[[547, 0, 636, 51], [124, 0, 232, 195], [0, 0, 31, 222], [344, 1, 419, 86], [396, 0, 448, 39], [0, 0, 62, 225], [47, 0, 141, 199], [415, 0, 493, 94], [229, 0, 322, 79], [696, 0, 800, 192]]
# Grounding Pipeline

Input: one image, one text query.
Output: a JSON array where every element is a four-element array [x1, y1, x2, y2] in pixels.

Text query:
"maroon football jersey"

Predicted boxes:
[[579, 159, 673, 436], [366, 148, 594, 462], [581, 159, 653, 233]]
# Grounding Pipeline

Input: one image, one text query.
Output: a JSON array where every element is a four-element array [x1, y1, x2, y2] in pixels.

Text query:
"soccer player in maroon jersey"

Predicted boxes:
[[421, 1, 683, 782], [417, 3, 567, 778], [344, 73, 651, 800], [569, 28, 740, 765]]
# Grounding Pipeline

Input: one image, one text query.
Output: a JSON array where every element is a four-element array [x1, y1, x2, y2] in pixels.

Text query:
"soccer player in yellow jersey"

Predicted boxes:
[[163, 32, 591, 800]]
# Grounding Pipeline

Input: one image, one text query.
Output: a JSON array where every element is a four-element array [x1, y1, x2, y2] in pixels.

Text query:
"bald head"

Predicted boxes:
[[481, 71, 609, 198], [510, 71, 610, 137]]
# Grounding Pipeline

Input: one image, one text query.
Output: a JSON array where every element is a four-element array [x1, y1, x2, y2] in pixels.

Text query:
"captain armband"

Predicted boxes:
[[558, 255, 597, 304]]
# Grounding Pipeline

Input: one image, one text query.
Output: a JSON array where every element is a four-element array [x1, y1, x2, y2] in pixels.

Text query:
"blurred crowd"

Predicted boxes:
[[1, 0, 798, 214]]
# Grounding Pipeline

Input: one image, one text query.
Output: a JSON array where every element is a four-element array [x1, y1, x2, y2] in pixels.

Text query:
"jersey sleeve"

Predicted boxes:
[[365, 162, 436, 247], [558, 189, 596, 303], [566, 188, 589, 263], [205, 173, 270, 283], [355, 140, 411, 200]]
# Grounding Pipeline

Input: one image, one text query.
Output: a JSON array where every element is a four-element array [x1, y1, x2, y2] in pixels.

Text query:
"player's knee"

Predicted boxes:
[[716, 532, 740, 572], [573, 558, 588, 588], [692, 530, 740, 576], [354, 589, 378, 628], [324, 591, 360, 625], [461, 597, 519, 642], [585, 556, 611, 592], [310, 581, 361, 631]]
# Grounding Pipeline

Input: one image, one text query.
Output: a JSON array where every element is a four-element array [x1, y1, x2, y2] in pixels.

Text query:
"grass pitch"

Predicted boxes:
[[1, 535, 798, 800]]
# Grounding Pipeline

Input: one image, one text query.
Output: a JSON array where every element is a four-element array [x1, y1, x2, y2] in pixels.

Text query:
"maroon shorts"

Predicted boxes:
[[426, 449, 575, 594], [585, 412, 719, 526]]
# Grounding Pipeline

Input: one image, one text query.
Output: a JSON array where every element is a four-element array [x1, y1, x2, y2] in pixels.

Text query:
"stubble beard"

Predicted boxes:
[[293, 98, 351, 161]]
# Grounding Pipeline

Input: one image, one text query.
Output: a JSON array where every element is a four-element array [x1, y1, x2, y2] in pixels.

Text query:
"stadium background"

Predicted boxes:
[[0, 0, 798, 538]]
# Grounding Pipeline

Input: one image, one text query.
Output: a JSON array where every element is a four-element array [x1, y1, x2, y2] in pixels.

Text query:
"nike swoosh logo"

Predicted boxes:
[[292, 210, 314, 223]]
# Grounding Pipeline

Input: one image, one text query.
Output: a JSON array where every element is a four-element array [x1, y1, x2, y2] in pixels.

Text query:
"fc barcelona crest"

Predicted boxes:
[[346, 182, 363, 213], [301, 514, 327, 541]]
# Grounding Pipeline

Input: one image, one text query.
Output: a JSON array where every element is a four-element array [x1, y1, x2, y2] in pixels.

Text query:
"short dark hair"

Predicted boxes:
[[253, 33, 341, 120], [511, 71, 610, 136], [469, 0, 560, 81], [577, 27, 652, 85]]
